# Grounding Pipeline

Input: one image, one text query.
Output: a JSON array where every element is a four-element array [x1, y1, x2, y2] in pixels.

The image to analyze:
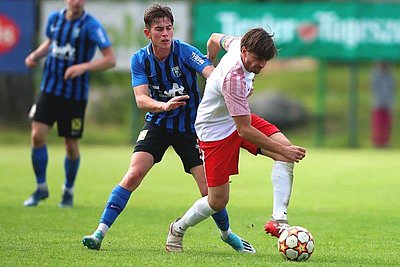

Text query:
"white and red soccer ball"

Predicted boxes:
[[278, 226, 315, 261]]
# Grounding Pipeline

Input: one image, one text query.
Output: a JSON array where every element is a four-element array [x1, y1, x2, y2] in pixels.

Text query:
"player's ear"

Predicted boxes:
[[144, 28, 151, 39], [241, 46, 247, 57]]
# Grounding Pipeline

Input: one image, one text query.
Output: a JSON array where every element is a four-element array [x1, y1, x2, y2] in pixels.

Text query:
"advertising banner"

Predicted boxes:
[[0, 0, 36, 73], [194, 2, 400, 61]]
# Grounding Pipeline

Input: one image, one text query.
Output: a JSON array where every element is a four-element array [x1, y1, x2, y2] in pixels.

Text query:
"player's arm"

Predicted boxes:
[[232, 115, 306, 163], [206, 33, 237, 63], [133, 84, 189, 113], [25, 39, 51, 68], [64, 46, 116, 80], [201, 65, 214, 79]]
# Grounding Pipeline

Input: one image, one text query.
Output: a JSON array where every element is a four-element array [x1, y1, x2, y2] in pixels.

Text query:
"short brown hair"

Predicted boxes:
[[241, 28, 277, 60], [144, 4, 174, 29]]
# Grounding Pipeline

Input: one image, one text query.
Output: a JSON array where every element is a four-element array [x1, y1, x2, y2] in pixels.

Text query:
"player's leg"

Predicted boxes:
[[167, 182, 255, 253], [168, 134, 255, 253], [24, 121, 51, 206], [259, 133, 294, 237], [241, 115, 293, 237], [57, 98, 86, 207], [173, 135, 232, 241], [82, 122, 167, 250], [59, 138, 80, 207], [24, 92, 55, 207], [82, 151, 154, 250]]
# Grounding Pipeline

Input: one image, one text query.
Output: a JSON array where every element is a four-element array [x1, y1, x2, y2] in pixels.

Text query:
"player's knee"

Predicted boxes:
[[31, 132, 45, 147], [121, 168, 145, 190], [208, 198, 228, 211]]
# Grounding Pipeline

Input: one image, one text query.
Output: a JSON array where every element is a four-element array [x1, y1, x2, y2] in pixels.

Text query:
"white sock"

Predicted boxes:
[[271, 161, 294, 221], [96, 223, 109, 237], [37, 183, 48, 191], [220, 228, 232, 240], [62, 185, 73, 194], [174, 196, 216, 234]]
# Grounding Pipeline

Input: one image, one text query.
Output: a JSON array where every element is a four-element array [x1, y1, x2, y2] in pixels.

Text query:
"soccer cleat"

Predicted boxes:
[[264, 219, 290, 238], [23, 188, 49, 207], [222, 232, 256, 253], [165, 219, 184, 252], [59, 190, 73, 208], [82, 230, 103, 250]]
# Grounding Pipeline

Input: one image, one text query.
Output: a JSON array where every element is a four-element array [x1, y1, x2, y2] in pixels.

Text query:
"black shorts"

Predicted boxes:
[[134, 121, 202, 174], [32, 92, 87, 138]]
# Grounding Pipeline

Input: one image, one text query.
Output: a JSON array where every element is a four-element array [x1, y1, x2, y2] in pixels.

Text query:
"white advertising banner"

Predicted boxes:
[[42, 1, 190, 70]]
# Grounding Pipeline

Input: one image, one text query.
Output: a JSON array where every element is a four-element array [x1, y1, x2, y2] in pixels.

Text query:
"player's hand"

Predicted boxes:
[[162, 95, 190, 111], [283, 145, 306, 163], [25, 55, 37, 68], [64, 64, 87, 80]]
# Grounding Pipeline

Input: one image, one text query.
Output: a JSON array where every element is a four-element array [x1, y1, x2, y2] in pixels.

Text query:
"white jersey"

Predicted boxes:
[[195, 39, 255, 141]]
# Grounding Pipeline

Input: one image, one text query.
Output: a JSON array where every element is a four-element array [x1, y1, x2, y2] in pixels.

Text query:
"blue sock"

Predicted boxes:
[[211, 208, 230, 231], [64, 156, 80, 189], [31, 145, 48, 184], [100, 185, 132, 227]]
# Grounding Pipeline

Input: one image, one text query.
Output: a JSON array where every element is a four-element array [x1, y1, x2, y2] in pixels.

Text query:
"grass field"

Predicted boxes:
[[0, 144, 399, 266]]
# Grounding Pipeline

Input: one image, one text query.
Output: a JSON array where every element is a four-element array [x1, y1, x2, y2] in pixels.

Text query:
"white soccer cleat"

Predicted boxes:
[[165, 219, 184, 252]]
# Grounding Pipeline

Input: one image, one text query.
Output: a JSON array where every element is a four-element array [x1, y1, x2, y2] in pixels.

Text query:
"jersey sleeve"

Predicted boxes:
[[220, 35, 240, 52], [87, 18, 112, 49], [45, 11, 58, 39], [131, 53, 148, 88], [180, 41, 212, 74], [222, 68, 251, 117], [226, 38, 241, 53]]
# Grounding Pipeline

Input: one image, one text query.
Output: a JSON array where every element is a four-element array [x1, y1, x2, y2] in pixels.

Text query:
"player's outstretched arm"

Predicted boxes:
[[206, 33, 225, 63], [25, 39, 51, 68], [133, 84, 189, 113], [233, 115, 306, 163]]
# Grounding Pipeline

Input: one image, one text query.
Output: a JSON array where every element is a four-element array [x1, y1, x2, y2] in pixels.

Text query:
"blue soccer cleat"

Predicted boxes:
[[222, 232, 256, 253], [82, 230, 103, 250], [59, 190, 73, 208], [23, 188, 49, 207]]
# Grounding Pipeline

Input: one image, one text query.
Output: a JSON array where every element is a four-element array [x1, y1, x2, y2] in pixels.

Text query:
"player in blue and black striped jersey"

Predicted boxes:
[[82, 4, 246, 252], [23, 0, 115, 208]]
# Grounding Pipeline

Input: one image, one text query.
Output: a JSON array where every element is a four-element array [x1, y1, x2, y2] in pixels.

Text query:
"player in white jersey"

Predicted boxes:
[[166, 28, 306, 252]]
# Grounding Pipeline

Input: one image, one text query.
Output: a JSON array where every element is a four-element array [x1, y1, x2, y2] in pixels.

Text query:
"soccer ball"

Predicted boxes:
[[278, 226, 315, 261]]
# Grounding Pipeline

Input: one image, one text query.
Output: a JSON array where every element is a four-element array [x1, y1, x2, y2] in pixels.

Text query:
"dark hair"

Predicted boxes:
[[240, 28, 277, 60], [144, 4, 174, 29]]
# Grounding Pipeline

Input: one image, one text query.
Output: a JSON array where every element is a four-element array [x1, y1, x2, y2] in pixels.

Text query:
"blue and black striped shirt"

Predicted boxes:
[[131, 39, 212, 134], [41, 9, 111, 101]]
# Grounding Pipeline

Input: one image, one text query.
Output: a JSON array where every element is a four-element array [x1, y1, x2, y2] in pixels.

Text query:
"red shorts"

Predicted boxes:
[[199, 114, 280, 187]]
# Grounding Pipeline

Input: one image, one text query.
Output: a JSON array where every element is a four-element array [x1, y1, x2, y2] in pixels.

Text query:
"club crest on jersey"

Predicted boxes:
[[72, 28, 81, 38], [171, 66, 182, 78]]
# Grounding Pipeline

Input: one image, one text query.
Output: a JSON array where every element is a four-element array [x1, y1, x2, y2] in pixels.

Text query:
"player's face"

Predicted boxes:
[[66, 0, 85, 18], [241, 47, 267, 74], [145, 17, 174, 50]]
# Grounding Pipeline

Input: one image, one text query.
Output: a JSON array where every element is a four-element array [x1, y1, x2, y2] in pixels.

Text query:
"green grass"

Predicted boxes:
[[1, 145, 399, 266]]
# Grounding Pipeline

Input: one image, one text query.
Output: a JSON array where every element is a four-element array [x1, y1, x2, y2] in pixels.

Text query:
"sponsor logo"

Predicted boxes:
[[71, 118, 82, 131], [191, 51, 205, 65], [96, 27, 107, 44], [110, 204, 121, 210], [297, 23, 318, 43], [150, 83, 185, 98], [51, 40, 76, 60], [0, 14, 20, 54], [217, 11, 400, 49]]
